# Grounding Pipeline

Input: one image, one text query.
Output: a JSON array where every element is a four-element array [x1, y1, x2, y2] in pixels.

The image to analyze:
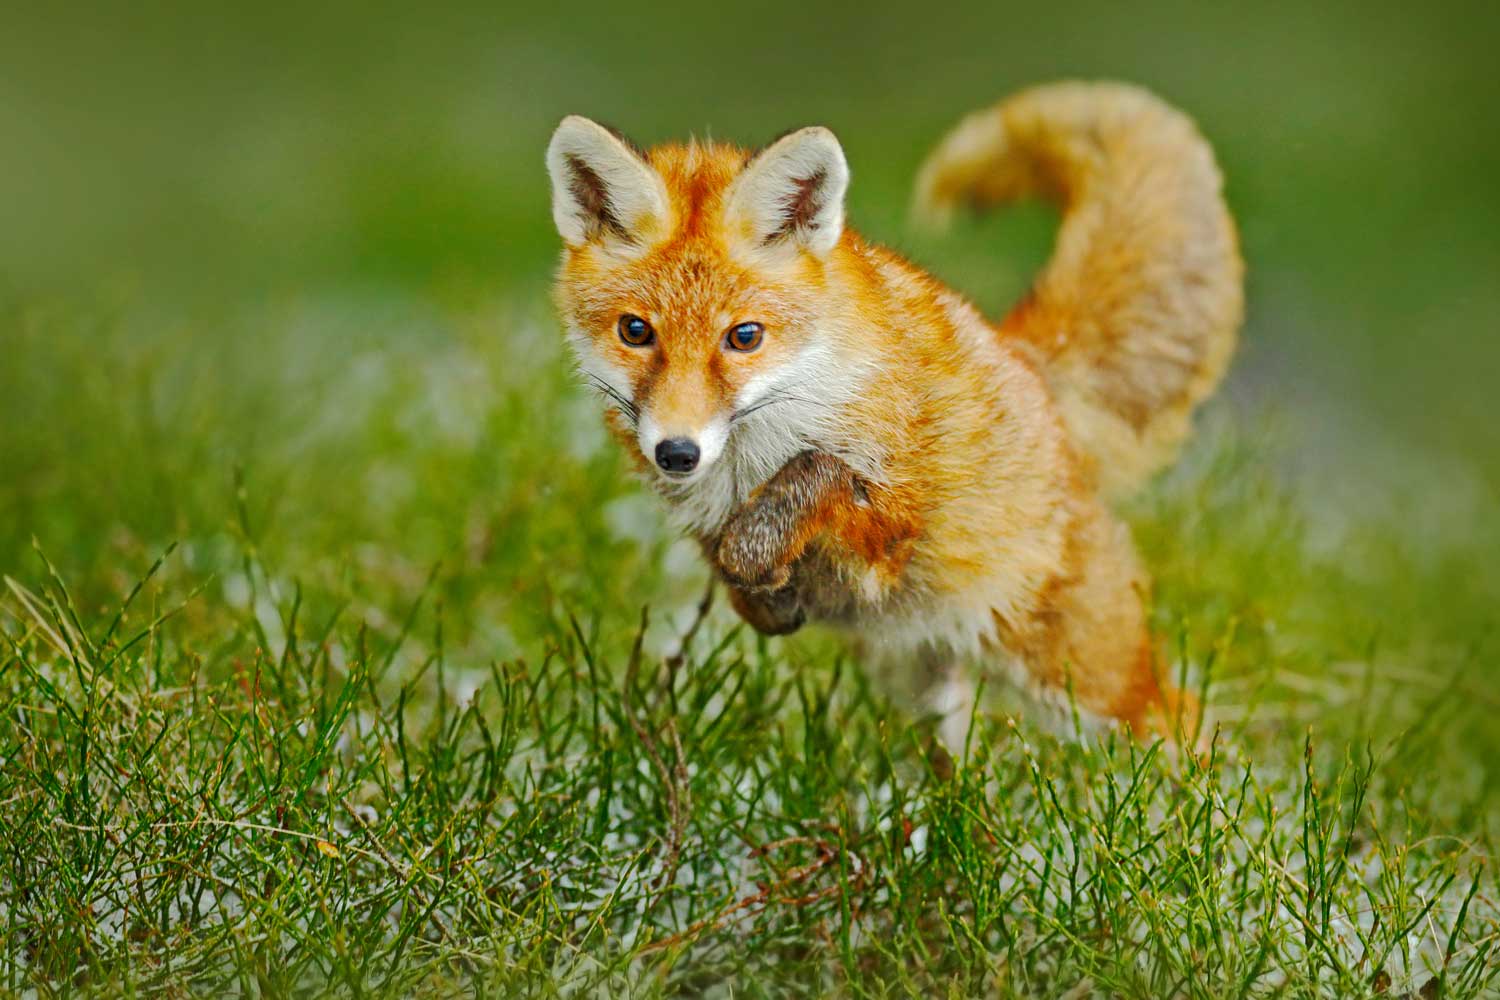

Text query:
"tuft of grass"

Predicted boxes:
[[2, 293, 1497, 996]]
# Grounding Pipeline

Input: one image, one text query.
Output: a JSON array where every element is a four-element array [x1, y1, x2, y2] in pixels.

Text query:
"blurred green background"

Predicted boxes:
[[2, 0, 1496, 592]]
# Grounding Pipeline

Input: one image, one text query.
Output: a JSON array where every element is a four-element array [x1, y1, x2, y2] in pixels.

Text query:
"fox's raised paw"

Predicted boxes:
[[715, 513, 796, 592], [727, 583, 805, 636]]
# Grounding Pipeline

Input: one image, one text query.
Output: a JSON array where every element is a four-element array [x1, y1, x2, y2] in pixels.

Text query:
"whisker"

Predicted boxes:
[[729, 378, 812, 419], [580, 374, 640, 424], [583, 375, 627, 409], [731, 390, 835, 423]]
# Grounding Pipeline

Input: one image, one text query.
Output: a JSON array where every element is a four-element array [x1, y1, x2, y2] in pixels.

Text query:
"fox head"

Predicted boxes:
[[545, 116, 856, 520]]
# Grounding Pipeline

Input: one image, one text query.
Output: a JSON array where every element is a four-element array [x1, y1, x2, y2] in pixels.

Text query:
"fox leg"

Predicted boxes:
[[714, 448, 919, 602], [713, 450, 861, 591], [927, 656, 977, 755], [1005, 502, 1196, 741], [857, 640, 976, 764]]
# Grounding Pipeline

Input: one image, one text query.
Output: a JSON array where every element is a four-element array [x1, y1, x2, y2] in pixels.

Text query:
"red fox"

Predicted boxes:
[[546, 82, 1242, 743]]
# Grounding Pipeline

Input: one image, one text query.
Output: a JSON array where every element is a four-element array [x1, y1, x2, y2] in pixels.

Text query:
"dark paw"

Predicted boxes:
[[728, 584, 805, 636]]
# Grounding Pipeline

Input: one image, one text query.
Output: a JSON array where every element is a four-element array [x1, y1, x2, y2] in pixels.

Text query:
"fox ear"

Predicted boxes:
[[546, 116, 668, 250], [725, 126, 849, 257]]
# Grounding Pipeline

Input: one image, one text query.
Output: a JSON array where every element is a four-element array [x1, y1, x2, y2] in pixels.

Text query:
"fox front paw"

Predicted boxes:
[[727, 583, 805, 636], [714, 516, 795, 592]]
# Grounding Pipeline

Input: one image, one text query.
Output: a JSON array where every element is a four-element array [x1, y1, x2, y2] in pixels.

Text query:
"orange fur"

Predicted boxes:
[[547, 82, 1242, 741]]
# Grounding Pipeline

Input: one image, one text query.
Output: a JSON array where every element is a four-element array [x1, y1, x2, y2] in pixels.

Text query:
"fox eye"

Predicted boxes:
[[617, 314, 654, 347], [725, 322, 764, 352]]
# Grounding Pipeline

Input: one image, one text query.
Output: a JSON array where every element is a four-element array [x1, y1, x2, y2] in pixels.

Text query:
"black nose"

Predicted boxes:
[[655, 438, 700, 474]]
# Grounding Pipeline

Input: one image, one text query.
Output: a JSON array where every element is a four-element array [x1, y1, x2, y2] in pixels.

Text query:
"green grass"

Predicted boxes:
[[2, 286, 1497, 997]]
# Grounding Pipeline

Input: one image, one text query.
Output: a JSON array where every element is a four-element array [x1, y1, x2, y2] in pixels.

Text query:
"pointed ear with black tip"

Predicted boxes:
[[546, 116, 669, 251], [724, 126, 849, 258]]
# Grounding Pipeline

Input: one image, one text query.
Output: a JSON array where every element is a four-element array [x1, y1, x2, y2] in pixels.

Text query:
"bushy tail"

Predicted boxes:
[[914, 81, 1243, 496]]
